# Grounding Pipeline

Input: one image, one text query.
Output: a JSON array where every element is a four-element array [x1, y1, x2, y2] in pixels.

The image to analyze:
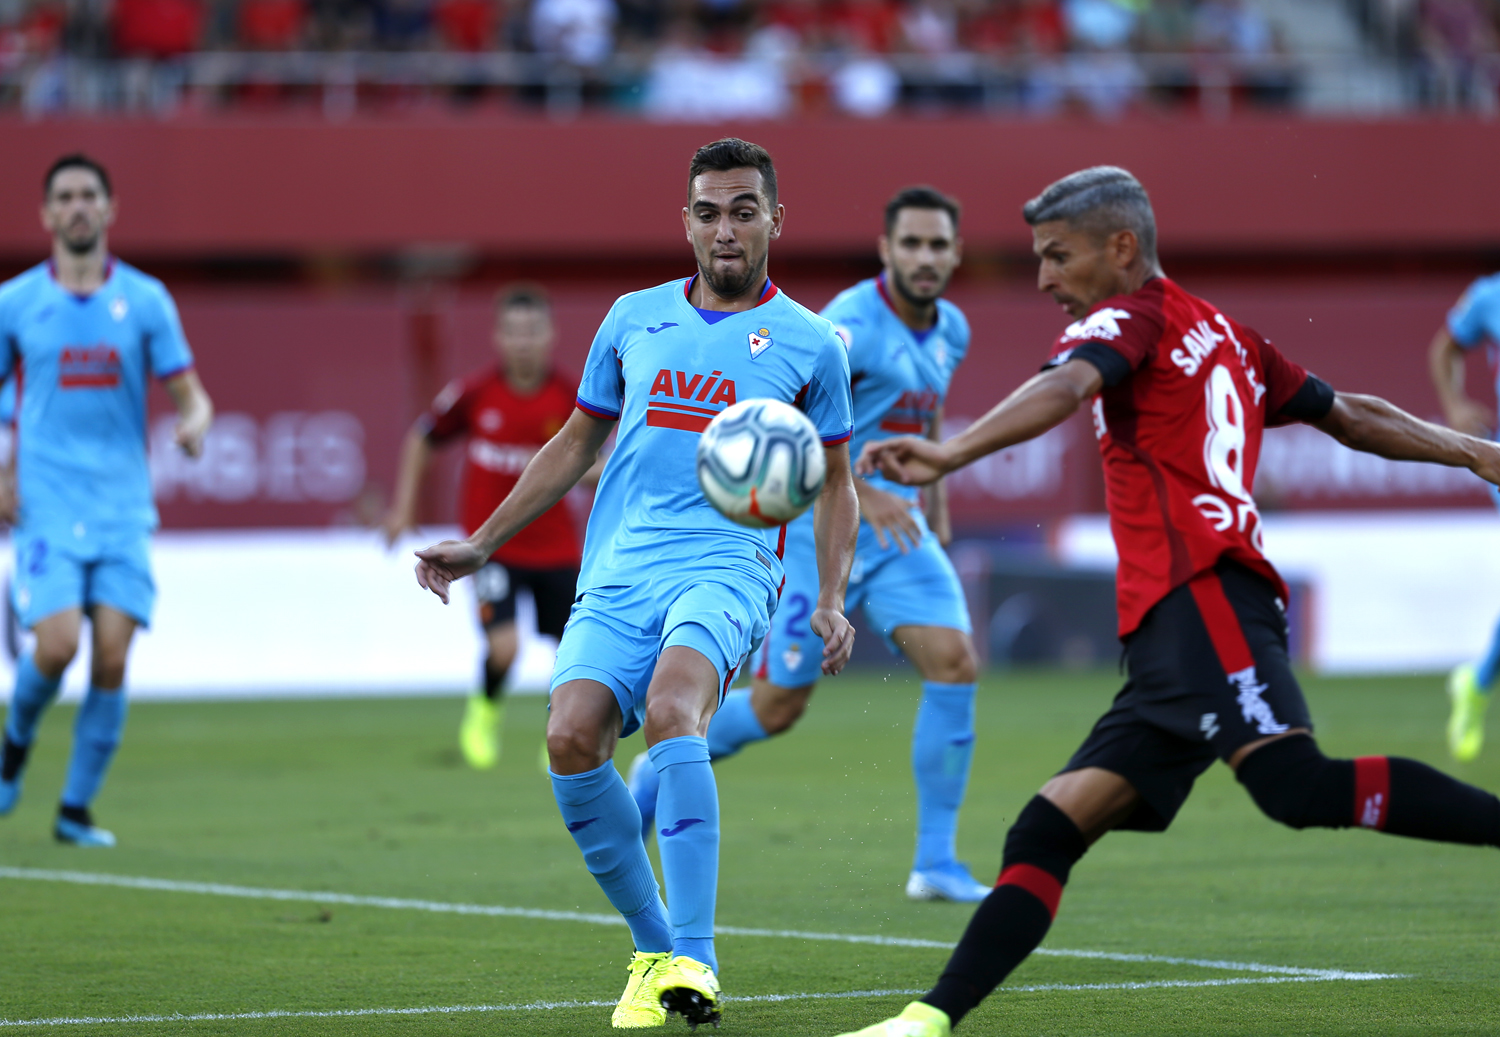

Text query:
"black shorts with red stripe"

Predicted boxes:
[[1063, 559, 1312, 832]]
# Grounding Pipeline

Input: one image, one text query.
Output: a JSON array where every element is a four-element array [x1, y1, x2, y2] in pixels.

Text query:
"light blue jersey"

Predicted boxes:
[[1450, 273, 1500, 396], [0, 260, 194, 533], [0, 260, 193, 627], [760, 276, 971, 687], [556, 276, 853, 735]]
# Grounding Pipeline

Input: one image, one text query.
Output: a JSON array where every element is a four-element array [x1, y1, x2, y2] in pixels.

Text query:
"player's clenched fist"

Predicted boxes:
[[810, 607, 855, 675], [857, 435, 953, 487], [414, 539, 488, 604]]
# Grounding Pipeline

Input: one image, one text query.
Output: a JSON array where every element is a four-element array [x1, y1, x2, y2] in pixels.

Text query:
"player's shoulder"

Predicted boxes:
[[1055, 278, 1168, 350], [768, 288, 841, 344], [819, 278, 879, 320], [0, 262, 52, 303], [1458, 271, 1500, 310], [609, 277, 690, 315], [937, 297, 970, 343], [112, 260, 172, 298]]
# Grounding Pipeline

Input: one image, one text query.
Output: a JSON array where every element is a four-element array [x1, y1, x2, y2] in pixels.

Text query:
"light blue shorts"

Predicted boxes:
[[551, 571, 775, 739], [755, 508, 970, 688], [11, 524, 156, 629]]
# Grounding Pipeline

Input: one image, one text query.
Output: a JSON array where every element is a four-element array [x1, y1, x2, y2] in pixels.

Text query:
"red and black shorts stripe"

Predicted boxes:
[[1061, 560, 1313, 832]]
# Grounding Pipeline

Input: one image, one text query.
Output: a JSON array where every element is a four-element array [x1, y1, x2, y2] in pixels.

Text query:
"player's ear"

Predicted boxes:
[[952, 235, 963, 267], [1110, 228, 1138, 270], [681, 206, 693, 242], [768, 203, 785, 241], [877, 234, 891, 267]]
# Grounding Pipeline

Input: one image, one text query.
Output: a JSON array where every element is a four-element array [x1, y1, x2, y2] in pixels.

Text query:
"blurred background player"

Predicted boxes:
[[1427, 270, 1500, 762], [841, 166, 1500, 1037], [628, 185, 988, 902], [383, 284, 596, 770], [0, 154, 214, 847], [412, 138, 857, 1029]]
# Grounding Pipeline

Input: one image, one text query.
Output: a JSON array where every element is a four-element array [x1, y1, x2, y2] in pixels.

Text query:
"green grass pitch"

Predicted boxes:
[[0, 669, 1496, 1035]]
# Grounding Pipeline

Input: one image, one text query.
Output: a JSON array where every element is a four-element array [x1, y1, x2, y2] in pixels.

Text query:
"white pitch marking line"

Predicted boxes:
[[0, 867, 1406, 985], [0, 976, 1402, 1030]]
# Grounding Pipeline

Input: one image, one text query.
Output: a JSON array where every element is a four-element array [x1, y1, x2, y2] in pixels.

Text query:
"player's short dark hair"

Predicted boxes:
[[884, 186, 960, 236], [1023, 166, 1157, 265], [688, 138, 778, 208], [496, 282, 550, 316], [44, 153, 112, 199]]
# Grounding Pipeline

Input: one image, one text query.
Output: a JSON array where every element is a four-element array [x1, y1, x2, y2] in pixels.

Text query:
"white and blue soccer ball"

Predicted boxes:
[[696, 398, 827, 528]]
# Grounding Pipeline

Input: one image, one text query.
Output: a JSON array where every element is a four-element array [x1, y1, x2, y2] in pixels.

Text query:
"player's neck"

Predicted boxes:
[[505, 366, 546, 396], [50, 242, 110, 295], [690, 271, 768, 313]]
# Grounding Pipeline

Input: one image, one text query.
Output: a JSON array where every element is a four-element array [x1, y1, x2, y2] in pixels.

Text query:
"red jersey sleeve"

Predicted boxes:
[[415, 375, 478, 443], [1249, 330, 1336, 427], [1042, 280, 1166, 388]]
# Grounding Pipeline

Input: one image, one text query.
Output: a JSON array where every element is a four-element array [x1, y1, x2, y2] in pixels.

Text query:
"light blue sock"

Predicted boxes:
[[705, 690, 769, 761], [551, 762, 673, 953], [649, 735, 718, 973], [60, 687, 127, 810], [911, 681, 977, 871], [1476, 613, 1500, 692], [4, 654, 63, 747]]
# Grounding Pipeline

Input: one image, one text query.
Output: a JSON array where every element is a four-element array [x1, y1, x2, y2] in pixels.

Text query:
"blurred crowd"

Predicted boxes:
[[1355, 0, 1500, 110], [0, 0, 1494, 115]]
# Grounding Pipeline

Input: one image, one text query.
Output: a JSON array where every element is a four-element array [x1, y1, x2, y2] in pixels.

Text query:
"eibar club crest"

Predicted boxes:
[[748, 327, 773, 359]]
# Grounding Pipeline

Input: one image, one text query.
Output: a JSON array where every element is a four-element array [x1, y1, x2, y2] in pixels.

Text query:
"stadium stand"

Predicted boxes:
[[0, 0, 1494, 117]]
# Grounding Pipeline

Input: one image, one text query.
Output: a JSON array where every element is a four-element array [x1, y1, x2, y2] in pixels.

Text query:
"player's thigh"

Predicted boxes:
[[860, 531, 972, 658], [12, 529, 87, 639], [88, 603, 139, 663], [748, 675, 816, 734], [550, 588, 662, 741], [642, 645, 724, 743], [521, 566, 579, 641], [1039, 767, 1143, 844], [659, 578, 773, 713], [891, 624, 978, 684], [483, 621, 519, 668]]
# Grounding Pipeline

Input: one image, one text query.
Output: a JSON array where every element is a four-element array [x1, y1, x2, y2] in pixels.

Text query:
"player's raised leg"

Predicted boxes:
[[892, 622, 985, 902], [0, 606, 79, 816], [54, 604, 139, 847]]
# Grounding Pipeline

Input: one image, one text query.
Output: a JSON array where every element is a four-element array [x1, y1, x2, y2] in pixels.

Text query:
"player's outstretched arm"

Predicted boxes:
[[382, 428, 433, 547], [414, 408, 613, 604], [1315, 391, 1500, 486], [859, 359, 1103, 486], [811, 441, 858, 675], [1427, 325, 1493, 436], [164, 371, 214, 458]]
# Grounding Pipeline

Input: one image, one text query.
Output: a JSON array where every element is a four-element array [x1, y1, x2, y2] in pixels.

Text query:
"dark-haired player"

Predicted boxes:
[[413, 138, 858, 1029], [384, 284, 592, 770], [841, 166, 1500, 1037], [628, 186, 989, 901], [0, 154, 214, 846]]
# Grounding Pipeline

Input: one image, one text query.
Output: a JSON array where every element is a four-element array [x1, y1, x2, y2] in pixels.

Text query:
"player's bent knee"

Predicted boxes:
[[754, 682, 813, 735], [545, 723, 610, 775], [1235, 733, 1354, 830], [32, 633, 79, 675]]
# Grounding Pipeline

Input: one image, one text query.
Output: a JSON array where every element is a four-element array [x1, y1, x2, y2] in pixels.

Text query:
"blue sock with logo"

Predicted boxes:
[[60, 687, 127, 810], [550, 762, 673, 954], [1475, 614, 1500, 692], [705, 690, 769, 761], [648, 735, 718, 972], [4, 654, 62, 748], [911, 681, 978, 871]]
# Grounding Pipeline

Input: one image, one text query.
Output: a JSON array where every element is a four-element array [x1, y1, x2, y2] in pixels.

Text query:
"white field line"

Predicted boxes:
[[0, 977, 1396, 1030], [0, 866, 1406, 987]]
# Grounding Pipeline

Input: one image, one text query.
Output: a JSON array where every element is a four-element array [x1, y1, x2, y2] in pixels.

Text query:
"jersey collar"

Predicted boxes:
[[47, 255, 117, 301], [683, 274, 779, 312], [875, 273, 940, 336]]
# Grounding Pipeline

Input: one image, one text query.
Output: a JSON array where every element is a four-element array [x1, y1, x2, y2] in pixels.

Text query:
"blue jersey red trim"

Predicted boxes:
[[575, 396, 620, 420], [683, 275, 780, 308], [821, 430, 853, 446]]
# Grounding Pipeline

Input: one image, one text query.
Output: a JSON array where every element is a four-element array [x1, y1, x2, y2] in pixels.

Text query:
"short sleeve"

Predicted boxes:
[[575, 302, 625, 420], [415, 376, 475, 442], [1042, 295, 1164, 388], [145, 284, 194, 380], [1253, 331, 1334, 426], [800, 329, 854, 445], [1447, 278, 1500, 349]]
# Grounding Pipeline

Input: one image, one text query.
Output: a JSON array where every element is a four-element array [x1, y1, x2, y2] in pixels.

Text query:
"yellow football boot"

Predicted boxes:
[[611, 951, 669, 1029], [1448, 664, 1489, 763], [835, 1001, 952, 1037], [656, 955, 721, 1029], [459, 695, 502, 770]]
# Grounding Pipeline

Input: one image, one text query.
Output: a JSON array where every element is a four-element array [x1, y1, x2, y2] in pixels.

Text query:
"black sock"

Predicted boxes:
[[922, 797, 1087, 1026], [1381, 756, 1500, 846], [58, 804, 91, 825], [482, 658, 508, 702], [1, 736, 28, 782]]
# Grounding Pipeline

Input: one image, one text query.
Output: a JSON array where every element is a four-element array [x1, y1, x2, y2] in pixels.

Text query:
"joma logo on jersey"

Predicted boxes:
[[646, 368, 738, 432], [58, 344, 121, 388]]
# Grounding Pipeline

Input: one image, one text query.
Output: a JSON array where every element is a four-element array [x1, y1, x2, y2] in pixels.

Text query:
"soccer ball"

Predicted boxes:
[[696, 398, 827, 528]]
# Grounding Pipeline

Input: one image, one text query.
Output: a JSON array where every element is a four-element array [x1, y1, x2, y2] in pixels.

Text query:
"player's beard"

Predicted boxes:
[[699, 254, 764, 301], [890, 264, 949, 306], [61, 225, 101, 256]]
